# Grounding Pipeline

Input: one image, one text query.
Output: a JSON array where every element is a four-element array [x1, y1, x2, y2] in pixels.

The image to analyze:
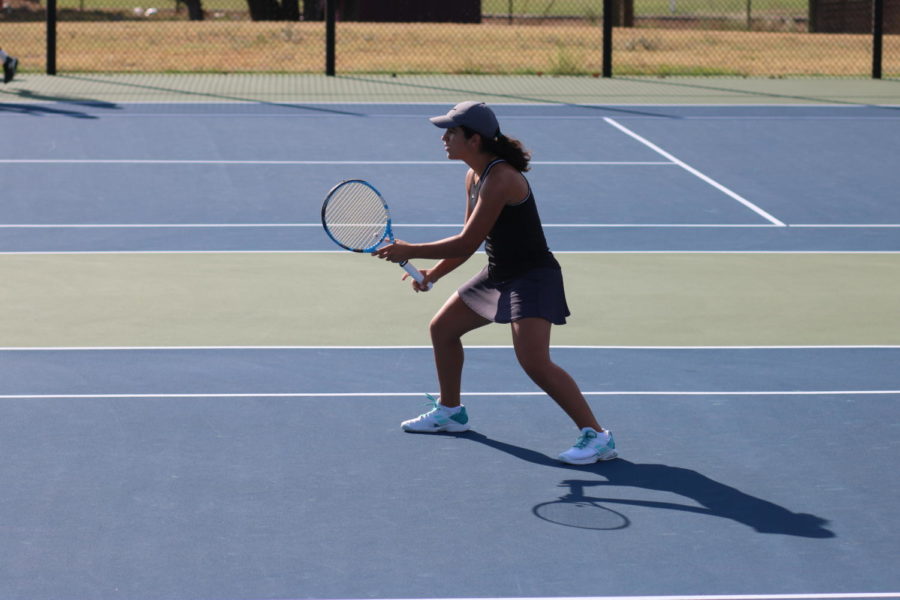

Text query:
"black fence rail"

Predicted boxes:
[[1, 0, 896, 78]]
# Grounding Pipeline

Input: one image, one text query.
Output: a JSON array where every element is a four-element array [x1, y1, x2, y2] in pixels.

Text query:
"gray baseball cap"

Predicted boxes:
[[429, 101, 500, 139]]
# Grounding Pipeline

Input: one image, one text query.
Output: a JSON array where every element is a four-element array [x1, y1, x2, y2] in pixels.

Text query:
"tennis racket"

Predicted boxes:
[[321, 179, 430, 287]]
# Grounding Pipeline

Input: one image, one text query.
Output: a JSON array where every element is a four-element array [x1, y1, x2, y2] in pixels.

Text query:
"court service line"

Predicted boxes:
[[1, 223, 898, 229], [358, 594, 900, 600], [0, 223, 900, 229], [790, 224, 900, 228], [2, 344, 898, 351], [0, 159, 672, 166], [0, 222, 785, 229], [1, 391, 898, 400], [603, 117, 787, 227], [350, 594, 900, 600], [3, 250, 897, 255]]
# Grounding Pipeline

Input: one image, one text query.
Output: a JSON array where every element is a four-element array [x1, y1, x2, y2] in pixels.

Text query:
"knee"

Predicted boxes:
[[516, 350, 552, 380], [429, 314, 455, 346]]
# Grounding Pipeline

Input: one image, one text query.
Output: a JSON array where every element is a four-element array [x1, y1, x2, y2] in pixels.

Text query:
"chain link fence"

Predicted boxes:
[[1, 0, 897, 77]]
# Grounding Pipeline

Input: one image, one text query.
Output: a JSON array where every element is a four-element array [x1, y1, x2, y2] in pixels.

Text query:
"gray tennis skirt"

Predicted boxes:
[[458, 265, 571, 325]]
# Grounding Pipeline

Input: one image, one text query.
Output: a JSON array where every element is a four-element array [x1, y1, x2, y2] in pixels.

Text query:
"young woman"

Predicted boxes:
[[373, 101, 616, 465]]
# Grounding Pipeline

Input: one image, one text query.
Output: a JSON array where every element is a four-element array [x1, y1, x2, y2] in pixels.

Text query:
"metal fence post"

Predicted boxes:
[[326, 0, 336, 76], [872, 0, 883, 79], [46, 0, 57, 75], [602, 0, 613, 77]]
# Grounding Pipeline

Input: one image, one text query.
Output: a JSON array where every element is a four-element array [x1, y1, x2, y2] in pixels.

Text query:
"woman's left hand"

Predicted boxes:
[[372, 240, 414, 263]]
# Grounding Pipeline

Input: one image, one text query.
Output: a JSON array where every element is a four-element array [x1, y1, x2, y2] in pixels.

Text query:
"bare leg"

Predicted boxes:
[[429, 292, 491, 408], [511, 317, 603, 431]]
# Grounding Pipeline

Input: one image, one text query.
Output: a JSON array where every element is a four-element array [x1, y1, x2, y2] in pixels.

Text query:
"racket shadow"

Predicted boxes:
[[446, 430, 835, 538]]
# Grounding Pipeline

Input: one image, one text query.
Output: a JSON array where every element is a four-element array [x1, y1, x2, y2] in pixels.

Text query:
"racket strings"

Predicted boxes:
[[324, 183, 390, 251]]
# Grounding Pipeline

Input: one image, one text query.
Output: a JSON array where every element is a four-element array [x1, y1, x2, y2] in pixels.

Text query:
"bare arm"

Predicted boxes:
[[374, 163, 526, 265], [402, 169, 477, 287]]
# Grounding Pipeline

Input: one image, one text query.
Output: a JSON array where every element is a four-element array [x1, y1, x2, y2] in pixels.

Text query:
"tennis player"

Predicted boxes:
[[373, 101, 617, 465]]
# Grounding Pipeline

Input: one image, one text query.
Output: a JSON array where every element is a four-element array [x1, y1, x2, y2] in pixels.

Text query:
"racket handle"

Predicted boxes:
[[400, 260, 433, 290]]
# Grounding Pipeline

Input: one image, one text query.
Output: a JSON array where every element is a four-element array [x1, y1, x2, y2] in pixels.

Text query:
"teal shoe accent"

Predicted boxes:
[[450, 406, 469, 425]]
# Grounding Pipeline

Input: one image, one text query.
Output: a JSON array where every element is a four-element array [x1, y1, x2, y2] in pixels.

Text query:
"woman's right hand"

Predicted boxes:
[[403, 269, 435, 293]]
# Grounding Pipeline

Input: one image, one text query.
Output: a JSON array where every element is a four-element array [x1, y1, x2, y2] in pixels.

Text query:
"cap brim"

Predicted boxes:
[[429, 115, 457, 128]]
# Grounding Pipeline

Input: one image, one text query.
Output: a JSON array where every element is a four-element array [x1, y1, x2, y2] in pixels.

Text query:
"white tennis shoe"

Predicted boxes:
[[558, 428, 618, 465], [401, 394, 470, 433]]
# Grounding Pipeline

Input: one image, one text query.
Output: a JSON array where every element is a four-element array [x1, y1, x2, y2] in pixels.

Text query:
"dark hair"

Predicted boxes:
[[461, 126, 531, 172]]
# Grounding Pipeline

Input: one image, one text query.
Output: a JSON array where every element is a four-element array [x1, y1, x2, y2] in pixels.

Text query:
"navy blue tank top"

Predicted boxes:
[[470, 159, 560, 282]]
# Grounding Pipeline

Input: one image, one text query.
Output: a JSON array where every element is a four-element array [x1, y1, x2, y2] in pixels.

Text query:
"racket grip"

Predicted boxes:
[[400, 260, 433, 290]]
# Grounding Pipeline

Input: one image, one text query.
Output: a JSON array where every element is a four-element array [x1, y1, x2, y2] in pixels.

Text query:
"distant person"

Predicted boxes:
[[1, 47, 19, 83]]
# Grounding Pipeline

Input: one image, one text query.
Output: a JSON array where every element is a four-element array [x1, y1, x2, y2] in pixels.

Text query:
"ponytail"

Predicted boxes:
[[461, 127, 532, 172]]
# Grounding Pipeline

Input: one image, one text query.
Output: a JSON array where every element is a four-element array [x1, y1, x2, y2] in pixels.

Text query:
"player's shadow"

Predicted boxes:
[[0, 87, 121, 119], [452, 430, 835, 538]]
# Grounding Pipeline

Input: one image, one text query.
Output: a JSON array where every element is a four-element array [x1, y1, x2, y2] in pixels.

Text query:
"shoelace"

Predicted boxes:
[[573, 431, 597, 449], [415, 393, 442, 418]]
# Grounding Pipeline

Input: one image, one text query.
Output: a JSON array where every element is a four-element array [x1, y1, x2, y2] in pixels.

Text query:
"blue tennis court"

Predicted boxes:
[[1, 87, 899, 600]]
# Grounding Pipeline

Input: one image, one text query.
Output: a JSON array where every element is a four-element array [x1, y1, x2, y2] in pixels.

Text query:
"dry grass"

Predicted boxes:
[[1, 21, 896, 76]]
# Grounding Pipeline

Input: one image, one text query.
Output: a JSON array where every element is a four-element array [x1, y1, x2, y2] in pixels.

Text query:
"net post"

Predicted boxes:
[[872, 0, 883, 79], [325, 0, 336, 76], [602, 0, 613, 78], [46, 0, 57, 75]]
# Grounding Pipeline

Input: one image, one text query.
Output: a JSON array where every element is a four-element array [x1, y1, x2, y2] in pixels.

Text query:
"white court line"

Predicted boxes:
[[0, 159, 671, 166], [0, 223, 897, 229], [335, 594, 900, 600], [6, 100, 898, 108], [0, 223, 314, 229], [0, 222, 783, 229], [3, 250, 897, 255], [790, 224, 900, 228], [1, 344, 898, 351], [40, 113, 900, 121], [603, 117, 787, 227], [1, 391, 898, 400], [0, 222, 780, 229], [348, 594, 900, 600]]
